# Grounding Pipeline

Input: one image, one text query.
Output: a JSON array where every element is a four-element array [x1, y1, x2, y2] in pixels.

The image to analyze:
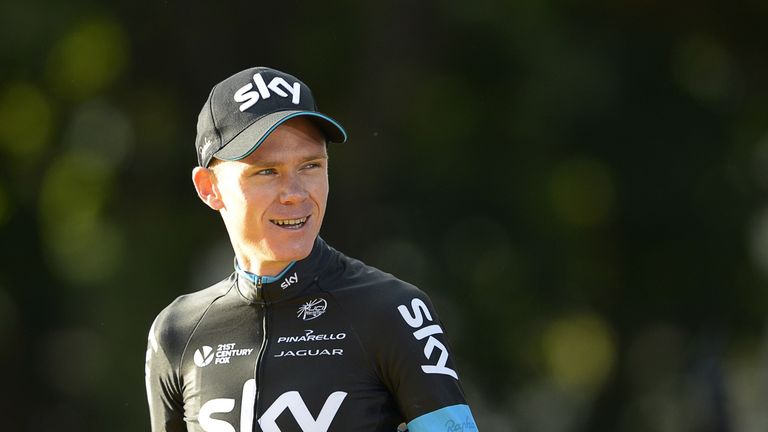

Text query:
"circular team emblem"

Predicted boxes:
[[194, 345, 215, 367], [297, 298, 328, 321]]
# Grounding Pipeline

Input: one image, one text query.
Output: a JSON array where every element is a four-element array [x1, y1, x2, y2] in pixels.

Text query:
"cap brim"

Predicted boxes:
[[213, 110, 347, 162]]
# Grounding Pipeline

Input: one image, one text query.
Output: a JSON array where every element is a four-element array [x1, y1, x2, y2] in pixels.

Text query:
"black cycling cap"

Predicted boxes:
[[194, 66, 347, 167]]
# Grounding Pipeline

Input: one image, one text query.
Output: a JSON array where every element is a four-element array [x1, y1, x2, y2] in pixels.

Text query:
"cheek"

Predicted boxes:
[[219, 180, 263, 219], [312, 179, 329, 209]]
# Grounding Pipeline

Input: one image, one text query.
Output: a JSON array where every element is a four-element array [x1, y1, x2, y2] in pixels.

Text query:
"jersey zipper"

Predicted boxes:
[[253, 277, 269, 431]]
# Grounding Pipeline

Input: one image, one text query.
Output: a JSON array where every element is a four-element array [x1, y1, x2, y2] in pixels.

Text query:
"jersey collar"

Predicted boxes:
[[235, 259, 297, 286], [235, 236, 333, 304]]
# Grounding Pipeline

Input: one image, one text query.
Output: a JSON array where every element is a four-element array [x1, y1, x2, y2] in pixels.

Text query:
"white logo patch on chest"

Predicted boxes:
[[193, 343, 254, 368], [297, 298, 327, 321], [193, 346, 215, 367]]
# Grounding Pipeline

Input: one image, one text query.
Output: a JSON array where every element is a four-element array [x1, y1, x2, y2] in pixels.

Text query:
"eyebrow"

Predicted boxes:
[[249, 153, 328, 168]]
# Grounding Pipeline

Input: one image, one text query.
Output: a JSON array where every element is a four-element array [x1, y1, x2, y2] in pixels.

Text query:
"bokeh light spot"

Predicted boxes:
[[549, 157, 615, 227], [442, 216, 521, 299], [64, 100, 134, 167], [748, 208, 768, 279], [0, 182, 10, 226], [750, 132, 768, 192], [38, 151, 123, 285], [0, 82, 54, 160], [626, 324, 684, 391], [39, 152, 111, 224], [673, 34, 733, 104], [43, 329, 106, 396], [444, 217, 511, 272], [47, 18, 129, 100], [130, 88, 181, 158], [0, 287, 19, 350], [724, 343, 768, 432], [543, 311, 616, 395], [366, 239, 429, 288]]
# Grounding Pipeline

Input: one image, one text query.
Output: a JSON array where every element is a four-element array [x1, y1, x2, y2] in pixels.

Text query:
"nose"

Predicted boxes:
[[278, 172, 308, 205]]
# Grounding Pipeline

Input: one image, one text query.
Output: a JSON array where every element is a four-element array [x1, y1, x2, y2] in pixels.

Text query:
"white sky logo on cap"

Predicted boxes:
[[233, 73, 301, 112], [194, 345, 215, 367]]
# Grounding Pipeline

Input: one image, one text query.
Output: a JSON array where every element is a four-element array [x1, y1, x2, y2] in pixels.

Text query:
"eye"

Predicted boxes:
[[256, 168, 277, 176], [302, 161, 323, 170]]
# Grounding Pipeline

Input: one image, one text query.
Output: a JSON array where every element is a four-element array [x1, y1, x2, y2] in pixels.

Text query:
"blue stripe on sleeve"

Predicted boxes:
[[407, 404, 478, 431]]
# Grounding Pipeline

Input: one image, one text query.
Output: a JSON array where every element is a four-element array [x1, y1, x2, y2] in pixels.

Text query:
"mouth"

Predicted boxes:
[[270, 215, 310, 230]]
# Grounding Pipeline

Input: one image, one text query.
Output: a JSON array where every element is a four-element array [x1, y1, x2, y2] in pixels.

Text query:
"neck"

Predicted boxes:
[[235, 258, 295, 284], [235, 255, 292, 277], [229, 240, 293, 276]]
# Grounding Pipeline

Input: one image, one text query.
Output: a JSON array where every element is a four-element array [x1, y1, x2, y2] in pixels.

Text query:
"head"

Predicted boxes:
[[191, 67, 346, 275], [193, 117, 329, 275]]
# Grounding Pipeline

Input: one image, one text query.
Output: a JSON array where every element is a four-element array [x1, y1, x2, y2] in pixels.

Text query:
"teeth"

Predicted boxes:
[[274, 217, 308, 226]]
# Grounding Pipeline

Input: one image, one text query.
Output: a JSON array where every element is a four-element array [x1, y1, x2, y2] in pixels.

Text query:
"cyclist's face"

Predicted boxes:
[[206, 117, 329, 274]]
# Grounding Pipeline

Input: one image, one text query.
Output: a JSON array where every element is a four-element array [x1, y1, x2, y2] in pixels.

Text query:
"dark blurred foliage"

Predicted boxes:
[[1, 0, 768, 430]]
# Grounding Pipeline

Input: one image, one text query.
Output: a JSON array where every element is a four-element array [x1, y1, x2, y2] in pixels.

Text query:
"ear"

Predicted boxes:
[[192, 167, 224, 210]]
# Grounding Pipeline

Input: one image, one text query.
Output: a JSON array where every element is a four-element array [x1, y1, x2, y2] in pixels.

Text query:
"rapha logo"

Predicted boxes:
[[297, 298, 327, 321], [193, 345, 215, 367], [281, 272, 298, 289], [445, 417, 477, 431], [233, 73, 301, 112]]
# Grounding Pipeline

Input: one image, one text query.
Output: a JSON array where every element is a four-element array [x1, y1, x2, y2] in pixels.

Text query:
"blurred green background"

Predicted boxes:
[[1, 0, 767, 431]]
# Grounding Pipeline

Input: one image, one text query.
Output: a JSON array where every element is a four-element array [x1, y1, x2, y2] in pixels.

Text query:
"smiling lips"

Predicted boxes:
[[270, 216, 309, 230]]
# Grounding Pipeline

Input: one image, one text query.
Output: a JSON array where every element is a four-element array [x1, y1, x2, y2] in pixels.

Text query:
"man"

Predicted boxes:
[[145, 66, 478, 432]]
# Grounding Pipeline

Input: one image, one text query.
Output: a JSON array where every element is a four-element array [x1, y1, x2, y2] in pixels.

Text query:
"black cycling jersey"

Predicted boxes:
[[145, 237, 477, 432]]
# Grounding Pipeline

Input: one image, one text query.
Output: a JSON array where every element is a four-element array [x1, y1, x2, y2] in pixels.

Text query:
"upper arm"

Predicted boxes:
[[358, 282, 479, 429]]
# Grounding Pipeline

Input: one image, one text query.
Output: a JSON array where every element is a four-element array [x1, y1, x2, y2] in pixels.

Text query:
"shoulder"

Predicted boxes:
[[321, 250, 461, 390], [321, 249, 441, 339], [149, 275, 235, 362], [325, 249, 430, 309]]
